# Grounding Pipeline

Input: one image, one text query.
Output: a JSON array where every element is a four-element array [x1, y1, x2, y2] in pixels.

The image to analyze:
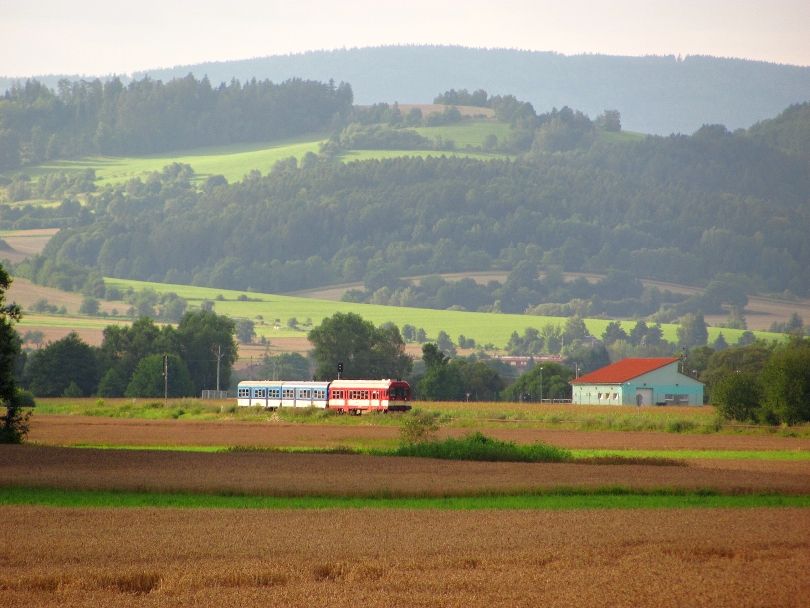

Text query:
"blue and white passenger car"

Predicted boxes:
[[236, 381, 329, 409]]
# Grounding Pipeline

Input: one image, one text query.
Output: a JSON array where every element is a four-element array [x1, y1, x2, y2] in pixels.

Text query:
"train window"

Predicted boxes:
[[238, 388, 250, 397], [283, 389, 294, 398], [255, 389, 266, 398], [270, 388, 280, 398]]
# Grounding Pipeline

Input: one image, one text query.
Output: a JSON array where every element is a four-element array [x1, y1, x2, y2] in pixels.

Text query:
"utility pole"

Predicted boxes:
[[539, 366, 544, 403], [163, 353, 168, 406], [212, 344, 225, 394]]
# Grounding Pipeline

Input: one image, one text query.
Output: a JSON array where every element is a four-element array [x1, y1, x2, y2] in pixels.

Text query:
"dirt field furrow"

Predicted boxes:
[[28, 415, 810, 451], [3, 445, 810, 496]]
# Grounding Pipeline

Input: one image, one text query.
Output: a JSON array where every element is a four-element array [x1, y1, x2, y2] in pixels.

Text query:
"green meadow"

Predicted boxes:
[[102, 277, 784, 348], [13, 136, 325, 185], [413, 120, 514, 147]]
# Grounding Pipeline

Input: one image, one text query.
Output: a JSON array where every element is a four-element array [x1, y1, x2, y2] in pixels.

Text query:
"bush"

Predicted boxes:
[[399, 409, 440, 445], [14, 389, 35, 407], [393, 432, 571, 462], [0, 401, 32, 444], [713, 372, 762, 422], [760, 341, 810, 424]]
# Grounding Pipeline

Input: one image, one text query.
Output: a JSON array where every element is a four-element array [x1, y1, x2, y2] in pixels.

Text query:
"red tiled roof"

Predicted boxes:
[[571, 358, 680, 384]]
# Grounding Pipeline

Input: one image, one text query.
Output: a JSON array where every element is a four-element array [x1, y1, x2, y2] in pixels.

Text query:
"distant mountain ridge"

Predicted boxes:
[[5, 45, 806, 136]]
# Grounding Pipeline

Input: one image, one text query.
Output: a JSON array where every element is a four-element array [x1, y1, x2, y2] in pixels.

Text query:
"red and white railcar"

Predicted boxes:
[[327, 379, 411, 414]]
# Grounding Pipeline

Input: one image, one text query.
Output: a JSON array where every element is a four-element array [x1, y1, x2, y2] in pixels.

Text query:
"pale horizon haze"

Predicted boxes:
[[1, 0, 809, 77]]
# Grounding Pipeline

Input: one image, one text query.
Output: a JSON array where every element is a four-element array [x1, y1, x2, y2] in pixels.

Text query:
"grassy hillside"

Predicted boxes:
[[4, 122, 515, 194], [101, 278, 784, 347], [413, 120, 513, 147], [11, 136, 325, 185]]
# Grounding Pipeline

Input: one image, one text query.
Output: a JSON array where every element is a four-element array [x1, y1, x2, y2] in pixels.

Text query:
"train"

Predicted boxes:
[[236, 378, 412, 414]]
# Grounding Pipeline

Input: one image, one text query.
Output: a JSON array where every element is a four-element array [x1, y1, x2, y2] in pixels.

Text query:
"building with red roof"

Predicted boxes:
[[571, 357, 704, 406]]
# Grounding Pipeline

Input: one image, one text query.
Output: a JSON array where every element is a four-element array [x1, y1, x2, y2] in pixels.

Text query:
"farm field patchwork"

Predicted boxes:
[[0, 229, 60, 263], [25, 411, 810, 449], [1, 506, 808, 607], [6, 405, 810, 607], [4, 445, 810, 496], [103, 277, 785, 347], [4, 272, 793, 347]]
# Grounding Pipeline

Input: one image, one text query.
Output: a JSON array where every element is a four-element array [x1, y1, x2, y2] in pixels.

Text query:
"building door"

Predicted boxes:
[[635, 388, 653, 406]]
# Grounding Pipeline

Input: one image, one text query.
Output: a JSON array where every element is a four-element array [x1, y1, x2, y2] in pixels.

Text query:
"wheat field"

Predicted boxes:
[[1, 506, 808, 607]]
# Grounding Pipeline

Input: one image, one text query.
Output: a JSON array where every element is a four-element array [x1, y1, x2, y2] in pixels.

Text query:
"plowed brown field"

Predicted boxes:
[[4, 445, 810, 496], [28, 415, 810, 452], [1, 506, 808, 607]]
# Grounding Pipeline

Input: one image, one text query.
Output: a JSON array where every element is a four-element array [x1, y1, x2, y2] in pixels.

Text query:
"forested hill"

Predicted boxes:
[[0, 76, 352, 170], [25, 106, 810, 301], [124, 46, 810, 135], [6, 48, 810, 137]]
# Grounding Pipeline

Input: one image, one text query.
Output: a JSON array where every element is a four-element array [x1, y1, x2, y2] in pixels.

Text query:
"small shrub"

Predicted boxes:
[[1, 402, 32, 444], [62, 381, 83, 398], [15, 389, 36, 407], [394, 432, 571, 463], [665, 419, 697, 433], [400, 409, 440, 445]]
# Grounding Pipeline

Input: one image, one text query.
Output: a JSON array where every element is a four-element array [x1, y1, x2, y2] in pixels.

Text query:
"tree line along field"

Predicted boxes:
[[1, 117, 515, 197], [95, 278, 782, 348]]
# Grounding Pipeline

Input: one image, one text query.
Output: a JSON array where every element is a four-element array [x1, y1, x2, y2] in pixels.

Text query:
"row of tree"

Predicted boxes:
[[0, 75, 353, 169], [696, 338, 810, 425], [17, 312, 237, 398], [346, 264, 752, 321]]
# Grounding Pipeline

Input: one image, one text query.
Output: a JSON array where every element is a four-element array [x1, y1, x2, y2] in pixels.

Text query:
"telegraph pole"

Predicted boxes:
[[163, 353, 168, 406], [212, 344, 225, 393]]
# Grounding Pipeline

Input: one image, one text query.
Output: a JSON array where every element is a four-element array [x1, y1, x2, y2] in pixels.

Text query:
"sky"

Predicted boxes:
[[1, 0, 809, 77]]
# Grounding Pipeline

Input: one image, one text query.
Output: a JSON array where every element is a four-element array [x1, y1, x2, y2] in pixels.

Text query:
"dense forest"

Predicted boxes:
[[12, 99, 809, 304], [62, 45, 810, 134], [0, 75, 352, 170]]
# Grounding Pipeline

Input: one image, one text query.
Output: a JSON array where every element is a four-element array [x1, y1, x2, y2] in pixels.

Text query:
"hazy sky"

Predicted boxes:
[[2, 0, 809, 77]]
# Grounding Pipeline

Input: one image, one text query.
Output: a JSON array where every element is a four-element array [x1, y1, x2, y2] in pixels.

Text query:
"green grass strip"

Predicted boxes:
[[62, 442, 809, 462], [570, 448, 810, 461], [2, 487, 809, 510]]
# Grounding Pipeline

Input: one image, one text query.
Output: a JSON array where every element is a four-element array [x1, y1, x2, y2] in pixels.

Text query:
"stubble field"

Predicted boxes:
[[1, 507, 808, 607]]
